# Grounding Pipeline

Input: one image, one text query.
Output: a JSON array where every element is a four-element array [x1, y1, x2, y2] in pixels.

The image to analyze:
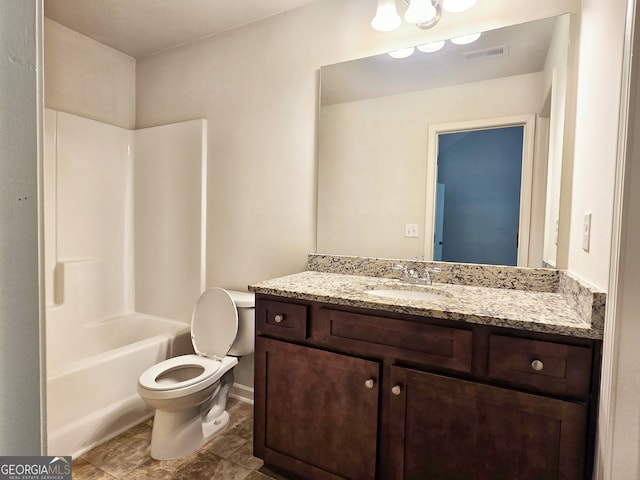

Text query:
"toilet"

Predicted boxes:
[[137, 287, 255, 460]]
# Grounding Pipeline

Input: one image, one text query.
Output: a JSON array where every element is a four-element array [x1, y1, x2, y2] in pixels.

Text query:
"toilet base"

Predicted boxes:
[[150, 407, 231, 460], [148, 370, 235, 460], [203, 410, 230, 441]]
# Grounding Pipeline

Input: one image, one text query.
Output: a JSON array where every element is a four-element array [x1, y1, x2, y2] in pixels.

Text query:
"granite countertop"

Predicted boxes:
[[249, 270, 603, 340]]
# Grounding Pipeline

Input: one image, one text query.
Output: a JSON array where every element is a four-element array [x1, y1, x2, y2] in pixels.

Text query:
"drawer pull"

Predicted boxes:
[[391, 385, 403, 396], [531, 359, 544, 371], [365, 378, 375, 389], [274, 314, 284, 323]]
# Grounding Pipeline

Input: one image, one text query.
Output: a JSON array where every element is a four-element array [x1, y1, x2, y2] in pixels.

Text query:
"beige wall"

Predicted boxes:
[[0, 0, 45, 454], [44, 18, 136, 129], [598, 2, 640, 477], [567, 0, 627, 289]]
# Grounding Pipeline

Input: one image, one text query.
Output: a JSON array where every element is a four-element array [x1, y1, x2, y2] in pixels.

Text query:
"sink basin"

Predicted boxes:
[[364, 289, 448, 302]]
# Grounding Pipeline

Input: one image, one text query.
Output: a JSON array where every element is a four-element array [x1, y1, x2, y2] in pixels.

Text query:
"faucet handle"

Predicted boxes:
[[419, 266, 441, 285], [393, 264, 410, 279]]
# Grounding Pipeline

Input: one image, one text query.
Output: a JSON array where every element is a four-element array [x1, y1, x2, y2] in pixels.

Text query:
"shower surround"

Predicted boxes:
[[44, 109, 207, 457]]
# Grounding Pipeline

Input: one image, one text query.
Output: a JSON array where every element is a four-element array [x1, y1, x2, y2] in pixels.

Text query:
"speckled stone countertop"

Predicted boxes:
[[249, 255, 606, 340]]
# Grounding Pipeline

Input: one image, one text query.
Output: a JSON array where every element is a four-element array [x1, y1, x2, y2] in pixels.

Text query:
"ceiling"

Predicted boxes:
[[44, 0, 319, 58]]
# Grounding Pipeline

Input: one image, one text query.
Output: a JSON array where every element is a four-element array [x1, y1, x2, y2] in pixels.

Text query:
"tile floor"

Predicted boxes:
[[72, 398, 278, 480]]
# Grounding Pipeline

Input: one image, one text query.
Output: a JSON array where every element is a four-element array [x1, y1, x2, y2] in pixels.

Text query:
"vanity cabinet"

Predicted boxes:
[[253, 295, 601, 480], [388, 367, 587, 480], [254, 337, 379, 480]]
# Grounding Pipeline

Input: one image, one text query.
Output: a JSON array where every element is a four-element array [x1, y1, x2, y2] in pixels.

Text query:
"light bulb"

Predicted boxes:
[[388, 47, 415, 59], [442, 0, 478, 13], [417, 40, 445, 53], [371, 0, 402, 32], [450, 32, 481, 45], [404, 0, 437, 24]]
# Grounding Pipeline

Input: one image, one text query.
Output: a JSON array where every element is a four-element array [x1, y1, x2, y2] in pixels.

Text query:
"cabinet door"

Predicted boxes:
[[388, 366, 588, 480], [255, 337, 380, 480]]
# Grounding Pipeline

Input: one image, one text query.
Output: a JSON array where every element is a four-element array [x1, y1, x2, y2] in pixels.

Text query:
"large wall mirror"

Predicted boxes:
[[317, 14, 571, 268]]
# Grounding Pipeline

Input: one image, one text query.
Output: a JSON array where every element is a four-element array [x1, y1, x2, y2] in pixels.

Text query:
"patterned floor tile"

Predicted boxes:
[[75, 399, 277, 479]]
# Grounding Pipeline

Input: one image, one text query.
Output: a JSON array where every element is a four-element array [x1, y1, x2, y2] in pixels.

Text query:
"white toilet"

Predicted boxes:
[[137, 287, 255, 460]]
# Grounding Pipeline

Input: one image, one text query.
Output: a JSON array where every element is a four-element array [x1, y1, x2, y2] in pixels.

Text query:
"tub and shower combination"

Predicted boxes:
[[44, 110, 208, 457]]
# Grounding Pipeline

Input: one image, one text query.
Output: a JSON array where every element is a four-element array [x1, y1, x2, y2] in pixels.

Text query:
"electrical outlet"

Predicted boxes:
[[405, 224, 419, 238], [582, 213, 592, 252]]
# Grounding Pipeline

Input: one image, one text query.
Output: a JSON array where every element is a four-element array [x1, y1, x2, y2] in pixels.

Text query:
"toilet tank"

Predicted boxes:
[[226, 290, 255, 356]]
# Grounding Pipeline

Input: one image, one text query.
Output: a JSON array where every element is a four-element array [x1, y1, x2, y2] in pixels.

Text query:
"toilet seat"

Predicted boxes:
[[139, 354, 222, 392], [138, 354, 238, 400], [138, 288, 243, 401], [191, 287, 239, 359]]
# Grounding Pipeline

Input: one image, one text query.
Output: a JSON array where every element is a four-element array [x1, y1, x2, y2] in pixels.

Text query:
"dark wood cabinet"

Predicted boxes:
[[388, 366, 587, 480], [254, 336, 379, 480], [254, 295, 600, 480]]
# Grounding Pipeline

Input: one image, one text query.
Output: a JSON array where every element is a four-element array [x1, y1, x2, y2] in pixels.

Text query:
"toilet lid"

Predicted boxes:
[[191, 287, 238, 359]]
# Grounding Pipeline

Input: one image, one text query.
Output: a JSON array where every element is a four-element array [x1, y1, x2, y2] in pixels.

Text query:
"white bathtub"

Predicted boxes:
[[46, 313, 191, 458]]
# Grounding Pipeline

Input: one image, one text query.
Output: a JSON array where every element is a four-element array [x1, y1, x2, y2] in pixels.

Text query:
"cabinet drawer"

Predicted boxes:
[[256, 299, 308, 341], [316, 308, 472, 373], [488, 335, 592, 399]]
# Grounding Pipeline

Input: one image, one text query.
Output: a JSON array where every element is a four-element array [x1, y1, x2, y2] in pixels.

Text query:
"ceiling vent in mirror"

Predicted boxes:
[[463, 45, 509, 61]]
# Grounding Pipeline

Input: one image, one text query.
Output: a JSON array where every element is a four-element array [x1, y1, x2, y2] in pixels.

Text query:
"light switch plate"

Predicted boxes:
[[405, 224, 419, 238], [582, 213, 592, 252]]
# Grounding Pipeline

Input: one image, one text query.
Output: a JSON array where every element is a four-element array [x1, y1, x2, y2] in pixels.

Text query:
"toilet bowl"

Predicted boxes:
[[137, 287, 255, 460]]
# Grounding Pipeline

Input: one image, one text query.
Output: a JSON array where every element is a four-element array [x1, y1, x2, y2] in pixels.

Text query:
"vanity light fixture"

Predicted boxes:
[[450, 32, 482, 44], [372, 0, 477, 32], [417, 40, 445, 52], [388, 33, 479, 58], [389, 46, 416, 58], [371, 0, 402, 31], [404, 0, 438, 25]]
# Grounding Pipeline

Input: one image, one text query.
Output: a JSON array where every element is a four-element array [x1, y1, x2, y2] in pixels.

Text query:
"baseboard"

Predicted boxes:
[[230, 383, 254, 404]]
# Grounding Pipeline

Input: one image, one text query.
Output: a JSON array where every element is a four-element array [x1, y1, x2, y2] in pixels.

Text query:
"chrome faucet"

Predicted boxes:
[[393, 264, 411, 281], [393, 264, 441, 285]]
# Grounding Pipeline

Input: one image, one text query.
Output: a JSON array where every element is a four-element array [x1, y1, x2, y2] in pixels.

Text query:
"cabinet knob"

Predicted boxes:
[[365, 378, 375, 389], [531, 359, 544, 371], [274, 314, 284, 323], [391, 385, 402, 396]]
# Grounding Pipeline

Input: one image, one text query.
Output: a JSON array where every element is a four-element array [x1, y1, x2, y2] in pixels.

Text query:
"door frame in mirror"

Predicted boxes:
[[424, 114, 536, 265]]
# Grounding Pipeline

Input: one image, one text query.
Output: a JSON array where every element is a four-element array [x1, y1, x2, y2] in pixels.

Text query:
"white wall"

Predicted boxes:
[[134, 120, 207, 323], [0, 0, 45, 455], [44, 18, 136, 129], [607, 126, 640, 476], [318, 73, 543, 259], [598, 2, 640, 477], [567, 0, 628, 289]]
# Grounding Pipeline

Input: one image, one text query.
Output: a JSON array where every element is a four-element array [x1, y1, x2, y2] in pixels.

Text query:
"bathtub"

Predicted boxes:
[[46, 313, 192, 458]]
